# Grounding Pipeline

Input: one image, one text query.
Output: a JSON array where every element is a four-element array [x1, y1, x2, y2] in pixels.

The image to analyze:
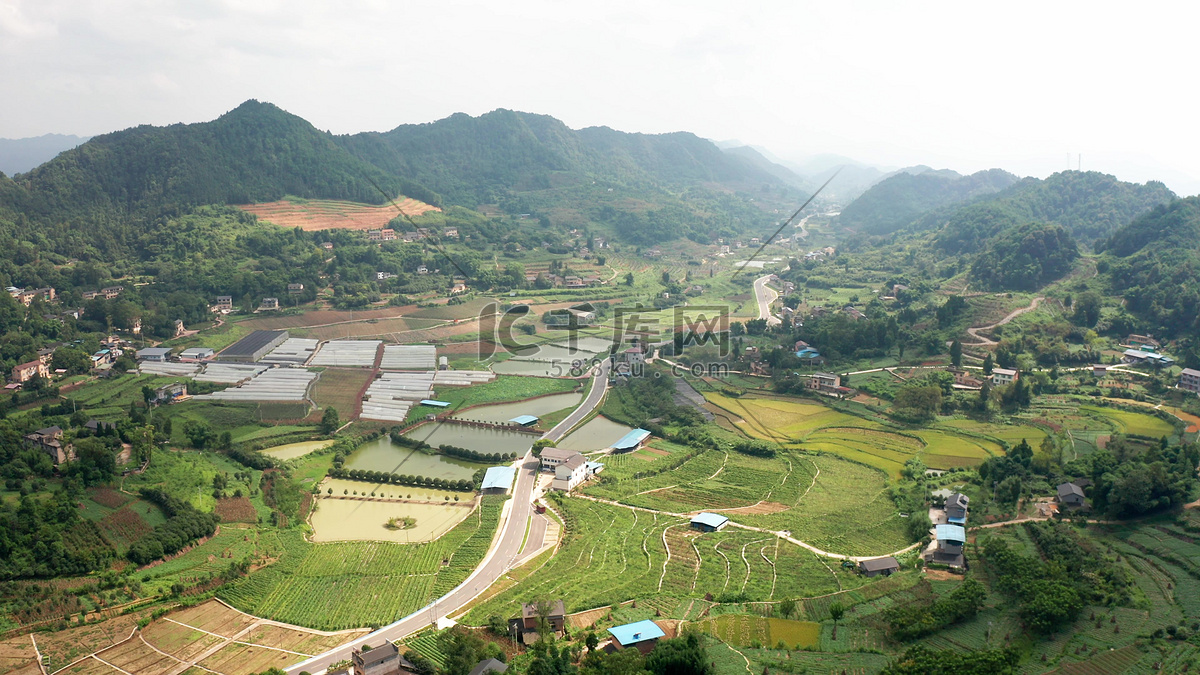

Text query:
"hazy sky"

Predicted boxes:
[[2, 0, 1198, 194]]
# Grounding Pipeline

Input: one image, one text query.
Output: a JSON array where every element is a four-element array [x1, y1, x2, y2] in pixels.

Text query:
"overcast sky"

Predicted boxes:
[[2, 0, 1198, 194]]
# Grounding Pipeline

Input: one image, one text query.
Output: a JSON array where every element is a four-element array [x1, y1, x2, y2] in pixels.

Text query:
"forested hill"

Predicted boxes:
[[1099, 196, 1200, 339], [5, 100, 409, 223], [837, 168, 1018, 235], [335, 108, 804, 206], [928, 171, 1175, 252]]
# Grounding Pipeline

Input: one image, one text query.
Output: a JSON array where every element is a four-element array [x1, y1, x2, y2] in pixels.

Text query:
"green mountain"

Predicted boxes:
[[336, 108, 804, 207], [969, 221, 1079, 291], [929, 171, 1175, 252], [1099, 196, 1200, 338], [837, 168, 1019, 235]]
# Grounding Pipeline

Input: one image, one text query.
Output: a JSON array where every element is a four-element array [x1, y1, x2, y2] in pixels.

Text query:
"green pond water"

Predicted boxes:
[[404, 422, 535, 456], [451, 392, 582, 424], [347, 436, 488, 479], [557, 416, 636, 452]]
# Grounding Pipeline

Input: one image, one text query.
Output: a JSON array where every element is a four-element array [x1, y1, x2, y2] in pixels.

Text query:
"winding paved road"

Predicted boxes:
[[753, 274, 781, 327], [288, 361, 609, 674]]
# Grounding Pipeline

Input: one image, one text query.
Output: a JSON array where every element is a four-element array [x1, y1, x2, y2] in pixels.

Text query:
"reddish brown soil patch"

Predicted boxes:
[[214, 497, 257, 523], [923, 568, 962, 581], [241, 198, 439, 231], [1096, 435, 1111, 449], [91, 488, 131, 509]]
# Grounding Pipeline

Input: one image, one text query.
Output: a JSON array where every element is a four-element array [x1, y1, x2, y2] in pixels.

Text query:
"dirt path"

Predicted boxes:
[[960, 296, 1044, 346]]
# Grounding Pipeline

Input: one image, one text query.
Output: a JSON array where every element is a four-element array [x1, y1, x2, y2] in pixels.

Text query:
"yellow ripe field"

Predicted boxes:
[[1081, 406, 1177, 438]]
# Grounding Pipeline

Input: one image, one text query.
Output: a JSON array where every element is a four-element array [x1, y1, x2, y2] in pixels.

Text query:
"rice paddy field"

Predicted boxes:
[[696, 614, 821, 650], [1080, 405, 1177, 438], [705, 393, 1003, 478]]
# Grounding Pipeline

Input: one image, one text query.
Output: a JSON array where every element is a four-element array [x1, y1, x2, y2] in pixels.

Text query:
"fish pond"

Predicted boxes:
[[556, 415, 636, 452], [451, 392, 582, 424]]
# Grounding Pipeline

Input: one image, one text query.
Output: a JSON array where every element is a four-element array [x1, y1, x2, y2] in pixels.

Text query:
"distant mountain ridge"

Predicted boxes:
[[837, 168, 1020, 235], [0, 134, 90, 176]]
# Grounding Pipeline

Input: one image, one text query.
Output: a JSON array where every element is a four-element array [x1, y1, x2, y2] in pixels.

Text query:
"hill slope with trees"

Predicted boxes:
[[837, 168, 1019, 235]]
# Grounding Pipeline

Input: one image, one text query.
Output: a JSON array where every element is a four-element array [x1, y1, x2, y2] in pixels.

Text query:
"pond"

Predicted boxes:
[[556, 415, 636, 452], [310, 498, 474, 543], [452, 392, 582, 424], [346, 436, 486, 480], [493, 359, 597, 378], [261, 439, 336, 461], [508, 343, 602, 364], [402, 423, 537, 457]]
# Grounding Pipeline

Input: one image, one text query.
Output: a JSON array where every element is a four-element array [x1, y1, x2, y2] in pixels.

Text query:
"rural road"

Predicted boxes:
[[960, 296, 1044, 346], [288, 361, 609, 675], [753, 274, 782, 327]]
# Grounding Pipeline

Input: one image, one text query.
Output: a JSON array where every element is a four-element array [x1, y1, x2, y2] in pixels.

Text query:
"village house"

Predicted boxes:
[[539, 447, 584, 472], [100, 286, 124, 300], [842, 306, 866, 321], [287, 283, 304, 294], [552, 453, 590, 491], [990, 368, 1018, 386], [351, 641, 416, 675], [258, 297, 280, 311], [520, 600, 566, 634], [367, 229, 383, 241], [605, 620, 666, 654], [858, 556, 900, 577], [17, 287, 56, 305], [1122, 348, 1174, 367], [1057, 482, 1087, 508], [1179, 368, 1200, 394], [1124, 333, 1161, 349], [380, 228, 397, 241], [948, 368, 984, 388], [25, 426, 72, 465], [444, 227, 459, 238], [215, 295, 233, 311], [376, 272, 396, 281], [152, 382, 189, 405], [928, 524, 966, 569], [321, 241, 334, 251], [564, 276, 584, 288], [11, 359, 49, 383], [946, 493, 969, 525], [807, 372, 840, 392], [468, 660, 508, 675], [416, 265, 429, 275]]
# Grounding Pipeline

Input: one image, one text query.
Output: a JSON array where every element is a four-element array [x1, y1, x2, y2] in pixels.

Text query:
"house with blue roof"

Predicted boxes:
[[690, 512, 730, 532], [481, 466, 516, 494], [509, 415, 539, 427], [606, 620, 666, 654], [611, 428, 651, 452], [928, 523, 967, 569]]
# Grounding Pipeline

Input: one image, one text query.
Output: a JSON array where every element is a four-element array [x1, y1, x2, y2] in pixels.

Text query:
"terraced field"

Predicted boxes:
[[241, 196, 439, 231], [1081, 405, 1177, 438]]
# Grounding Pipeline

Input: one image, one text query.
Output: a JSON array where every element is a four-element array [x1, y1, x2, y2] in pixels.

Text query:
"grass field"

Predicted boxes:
[[309, 367, 373, 417], [1081, 405, 1177, 438], [221, 497, 504, 630], [939, 418, 1050, 448], [411, 375, 579, 422]]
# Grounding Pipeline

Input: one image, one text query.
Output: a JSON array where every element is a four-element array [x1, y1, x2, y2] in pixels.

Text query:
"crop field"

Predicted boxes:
[[123, 448, 246, 512], [419, 374, 579, 416], [309, 367, 373, 417], [32, 609, 153, 672], [0, 635, 38, 673], [309, 498, 474, 543], [214, 497, 258, 523], [938, 418, 1050, 448], [237, 306, 407, 331], [221, 498, 503, 630], [696, 614, 821, 650], [305, 316, 445, 340], [96, 505, 154, 550], [1080, 406, 1176, 438], [241, 196, 440, 230], [462, 497, 864, 628]]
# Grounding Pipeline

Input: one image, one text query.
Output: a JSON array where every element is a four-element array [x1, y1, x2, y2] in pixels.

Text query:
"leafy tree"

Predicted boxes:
[[982, 353, 993, 375], [320, 407, 340, 435], [881, 646, 1019, 674], [949, 339, 962, 368], [183, 419, 214, 449], [644, 634, 709, 675], [581, 647, 649, 675], [829, 602, 845, 639]]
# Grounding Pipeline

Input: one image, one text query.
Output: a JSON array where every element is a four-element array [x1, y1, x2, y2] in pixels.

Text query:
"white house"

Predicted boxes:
[[990, 368, 1018, 386], [552, 454, 589, 491]]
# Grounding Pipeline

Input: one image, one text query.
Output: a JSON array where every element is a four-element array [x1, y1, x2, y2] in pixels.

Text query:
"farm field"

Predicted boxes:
[[938, 418, 1049, 448], [305, 316, 445, 340], [240, 196, 439, 231], [1080, 405, 1177, 438], [460, 497, 868, 627], [221, 498, 504, 630], [413, 374, 579, 419], [309, 368, 374, 418], [309, 498, 475, 543], [696, 614, 821, 650], [262, 439, 335, 461]]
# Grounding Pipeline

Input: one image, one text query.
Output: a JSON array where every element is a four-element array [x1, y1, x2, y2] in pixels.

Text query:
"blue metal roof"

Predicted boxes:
[[612, 428, 651, 451], [481, 466, 516, 491], [946, 515, 967, 525], [608, 620, 665, 646], [420, 399, 451, 407], [796, 348, 821, 358], [509, 415, 539, 425], [586, 461, 605, 472], [936, 524, 966, 542], [690, 512, 730, 529]]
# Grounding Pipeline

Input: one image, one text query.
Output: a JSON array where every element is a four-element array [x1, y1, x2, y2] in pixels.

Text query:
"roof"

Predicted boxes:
[[509, 415, 539, 425], [612, 428, 651, 451], [859, 556, 899, 572], [947, 493, 969, 509], [540, 447, 580, 462], [586, 461, 605, 472], [1182, 368, 1200, 377], [608, 620, 666, 646], [992, 368, 1017, 376], [221, 330, 287, 358], [560, 454, 587, 470], [137, 347, 172, 358], [15, 360, 41, 369], [935, 524, 966, 543], [690, 512, 730, 529], [1123, 348, 1149, 358], [481, 466, 516, 491], [468, 658, 509, 675], [179, 347, 213, 357], [812, 372, 838, 379], [420, 399, 451, 407], [1058, 482, 1085, 499], [35, 426, 62, 435], [521, 599, 566, 619], [356, 641, 399, 667]]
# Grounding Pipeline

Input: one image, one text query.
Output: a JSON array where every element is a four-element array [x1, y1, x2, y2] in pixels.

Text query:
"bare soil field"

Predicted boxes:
[[96, 636, 179, 675], [236, 306, 414, 331], [306, 317, 442, 341], [241, 197, 439, 231], [142, 620, 226, 663], [214, 497, 257, 523], [309, 368, 373, 417], [0, 635, 38, 673], [36, 610, 153, 672]]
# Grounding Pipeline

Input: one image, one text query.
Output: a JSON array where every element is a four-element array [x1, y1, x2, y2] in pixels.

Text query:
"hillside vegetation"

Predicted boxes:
[[837, 168, 1018, 235]]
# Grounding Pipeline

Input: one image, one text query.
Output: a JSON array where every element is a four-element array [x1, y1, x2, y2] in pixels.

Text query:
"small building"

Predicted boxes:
[[25, 426, 72, 465], [152, 382, 188, 405], [611, 428, 651, 453], [540, 447, 584, 472], [444, 227, 459, 238], [690, 512, 730, 532], [321, 241, 334, 251], [84, 419, 116, 434], [287, 283, 304, 294], [509, 415, 539, 427], [215, 295, 233, 311], [934, 524, 966, 558], [419, 400, 451, 408], [858, 556, 900, 577], [990, 368, 1018, 386], [521, 599, 566, 632], [381, 228, 397, 241], [1122, 349, 1174, 367], [377, 271, 397, 281], [367, 229, 383, 241], [11, 359, 49, 383], [795, 347, 823, 363], [179, 347, 214, 362], [468, 659, 508, 675], [416, 265, 429, 275], [807, 372, 840, 393], [136, 347, 173, 362], [100, 286, 124, 299], [1179, 368, 1200, 394], [481, 466, 516, 495], [564, 276, 584, 288], [258, 297, 280, 311], [438, 356, 449, 370], [351, 641, 413, 675], [948, 368, 984, 388], [606, 620, 666, 654], [553, 453, 589, 491], [1125, 333, 1161, 349], [946, 493, 969, 525], [1092, 364, 1108, 377], [1057, 482, 1086, 508]]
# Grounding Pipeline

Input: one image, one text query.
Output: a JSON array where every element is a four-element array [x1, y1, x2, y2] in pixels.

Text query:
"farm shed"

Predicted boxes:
[[136, 347, 172, 362], [690, 512, 730, 532], [611, 428, 651, 452], [509, 415, 539, 426], [606, 620, 666, 654], [421, 399, 451, 407], [218, 330, 289, 363], [178, 347, 214, 361], [481, 466, 516, 494], [858, 556, 900, 577]]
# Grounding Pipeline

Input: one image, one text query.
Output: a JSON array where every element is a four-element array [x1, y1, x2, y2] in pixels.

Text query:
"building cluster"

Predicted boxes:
[[6, 285, 57, 305], [924, 490, 970, 571], [539, 448, 604, 492]]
